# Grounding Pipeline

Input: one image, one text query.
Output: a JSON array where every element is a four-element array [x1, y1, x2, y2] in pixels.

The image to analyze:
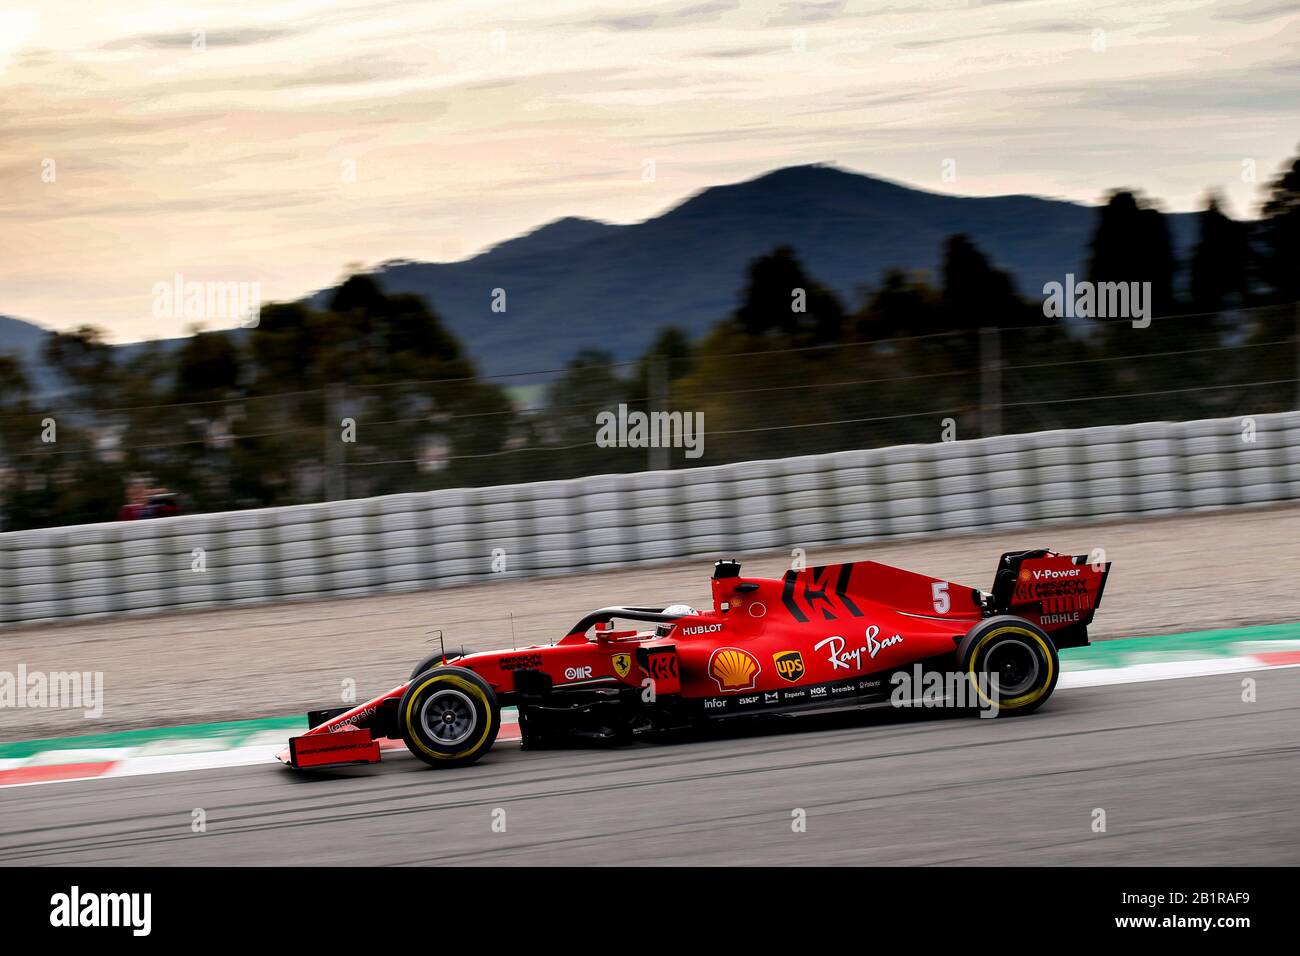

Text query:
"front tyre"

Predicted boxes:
[[956, 616, 1059, 716], [398, 666, 500, 767], [410, 648, 479, 681]]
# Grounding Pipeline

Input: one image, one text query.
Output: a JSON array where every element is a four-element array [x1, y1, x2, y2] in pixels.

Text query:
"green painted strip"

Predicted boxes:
[[1062, 621, 1300, 670], [0, 707, 525, 761], [0, 716, 303, 761], [3, 624, 1296, 759]]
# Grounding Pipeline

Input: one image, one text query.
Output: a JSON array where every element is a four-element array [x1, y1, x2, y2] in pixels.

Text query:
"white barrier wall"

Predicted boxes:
[[3, 411, 1297, 627]]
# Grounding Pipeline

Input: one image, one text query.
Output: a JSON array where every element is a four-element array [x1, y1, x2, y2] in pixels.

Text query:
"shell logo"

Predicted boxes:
[[708, 646, 761, 692]]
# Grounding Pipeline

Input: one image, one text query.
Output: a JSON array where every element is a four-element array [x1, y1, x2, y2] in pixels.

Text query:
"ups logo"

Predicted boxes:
[[773, 651, 806, 684]]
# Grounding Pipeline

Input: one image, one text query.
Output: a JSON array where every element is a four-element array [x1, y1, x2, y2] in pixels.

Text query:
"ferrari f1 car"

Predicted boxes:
[[279, 549, 1110, 770]]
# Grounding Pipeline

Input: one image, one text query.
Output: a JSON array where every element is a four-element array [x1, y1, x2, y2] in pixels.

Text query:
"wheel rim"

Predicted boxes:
[[419, 688, 477, 746], [984, 639, 1041, 699]]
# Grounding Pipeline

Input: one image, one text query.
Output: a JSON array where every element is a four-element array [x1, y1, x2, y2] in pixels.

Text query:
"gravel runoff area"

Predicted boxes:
[[3, 504, 1298, 738]]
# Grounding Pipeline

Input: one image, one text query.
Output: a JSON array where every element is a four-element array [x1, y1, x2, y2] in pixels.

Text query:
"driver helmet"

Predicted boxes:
[[656, 604, 698, 638]]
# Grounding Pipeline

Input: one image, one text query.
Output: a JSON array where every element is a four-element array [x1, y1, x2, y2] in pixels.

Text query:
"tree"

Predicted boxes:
[[940, 234, 1032, 330], [538, 348, 630, 477], [42, 325, 118, 406], [852, 268, 939, 340], [1087, 190, 1177, 317], [0, 353, 29, 408], [734, 246, 844, 345], [633, 326, 694, 405], [0, 354, 36, 530], [1189, 193, 1248, 311], [247, 301, 332, 393], [1256, 147, 1300, 303], [175, 328, 241, 402], [243, 275, 511, 501]]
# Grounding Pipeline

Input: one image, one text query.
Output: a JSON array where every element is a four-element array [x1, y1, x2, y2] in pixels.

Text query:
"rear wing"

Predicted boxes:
[[990, 549, 1111, 649]]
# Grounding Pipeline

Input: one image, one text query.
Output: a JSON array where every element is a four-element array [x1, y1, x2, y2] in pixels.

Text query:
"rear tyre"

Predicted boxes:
[[398, 666, 500, 767], [956, 616, 1059, 716]]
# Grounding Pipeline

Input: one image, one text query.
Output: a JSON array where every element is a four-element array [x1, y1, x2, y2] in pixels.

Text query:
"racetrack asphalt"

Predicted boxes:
[[3, 666, 1296, 866]]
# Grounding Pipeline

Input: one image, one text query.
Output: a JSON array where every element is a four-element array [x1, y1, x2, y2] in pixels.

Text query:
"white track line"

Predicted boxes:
[[1059, 657, 1300, 689]]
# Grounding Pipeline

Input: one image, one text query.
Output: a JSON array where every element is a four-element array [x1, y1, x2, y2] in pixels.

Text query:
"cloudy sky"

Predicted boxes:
[[1, 0, 1296, 342]]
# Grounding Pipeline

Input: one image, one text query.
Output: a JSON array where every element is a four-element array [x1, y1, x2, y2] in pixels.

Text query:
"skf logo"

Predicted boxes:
[[612, 653, 632, 678], [708, 647, 760, 692], [773, 651, 806, 683]]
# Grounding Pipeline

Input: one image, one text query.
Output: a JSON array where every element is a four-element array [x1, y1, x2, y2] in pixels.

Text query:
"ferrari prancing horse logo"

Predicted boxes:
[[612, 653, 632, 678]]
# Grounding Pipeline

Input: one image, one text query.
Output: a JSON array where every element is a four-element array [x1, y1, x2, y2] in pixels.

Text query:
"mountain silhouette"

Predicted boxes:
[[0, 314, 59, 395], [361, 163, 1197, 375], [4, 164, 1200, 389]]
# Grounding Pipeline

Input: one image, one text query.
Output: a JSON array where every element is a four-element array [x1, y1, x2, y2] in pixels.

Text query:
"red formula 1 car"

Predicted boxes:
[[280, 549, 1111, 770]]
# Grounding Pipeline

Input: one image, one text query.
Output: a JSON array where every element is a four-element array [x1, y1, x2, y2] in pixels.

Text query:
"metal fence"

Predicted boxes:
[[2, 409, 1296, 627], [12, 303, 1296, 531]]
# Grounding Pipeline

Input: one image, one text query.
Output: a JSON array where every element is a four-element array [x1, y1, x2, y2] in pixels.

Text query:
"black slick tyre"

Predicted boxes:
[[956, 615, 1059, 716], [398, 666, 500, 767]]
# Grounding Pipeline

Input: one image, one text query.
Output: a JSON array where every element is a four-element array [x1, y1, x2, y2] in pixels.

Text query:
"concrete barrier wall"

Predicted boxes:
[[3, 410, 1296, 626]]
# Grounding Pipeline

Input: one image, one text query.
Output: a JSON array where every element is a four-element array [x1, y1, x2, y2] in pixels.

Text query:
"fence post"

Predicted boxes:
[[980, 326, 1002, 438], [325, 384, 343, 501], [649, 355, 670, 471]]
